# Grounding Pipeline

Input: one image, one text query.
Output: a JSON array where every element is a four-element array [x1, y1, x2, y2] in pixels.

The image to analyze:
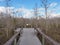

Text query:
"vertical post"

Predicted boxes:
[[14, 38, 17, 45], [13, 30, 17, 45], [42, 35, 45, 45]]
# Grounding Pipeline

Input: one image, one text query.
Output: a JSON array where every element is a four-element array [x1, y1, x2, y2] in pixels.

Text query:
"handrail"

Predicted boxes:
[[3, 28, 22, 45], [35, 28, 60, 45]]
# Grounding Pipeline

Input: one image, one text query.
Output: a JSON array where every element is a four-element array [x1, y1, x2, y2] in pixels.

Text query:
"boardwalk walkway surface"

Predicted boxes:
[[17, 28, 42, 45]]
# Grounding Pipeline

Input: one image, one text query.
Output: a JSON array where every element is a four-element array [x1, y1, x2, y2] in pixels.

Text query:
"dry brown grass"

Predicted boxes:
[[39, 18, 60, 43]]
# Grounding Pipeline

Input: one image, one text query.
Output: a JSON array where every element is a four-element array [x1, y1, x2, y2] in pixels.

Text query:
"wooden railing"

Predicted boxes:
[[3, 28, 23, 45], [35, 28, 60, 45]]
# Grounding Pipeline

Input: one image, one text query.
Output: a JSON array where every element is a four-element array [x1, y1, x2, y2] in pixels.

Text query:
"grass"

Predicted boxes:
[[41, 25, 60, 43], [0, 32, 2, 35], [47, 29, 60, 43]]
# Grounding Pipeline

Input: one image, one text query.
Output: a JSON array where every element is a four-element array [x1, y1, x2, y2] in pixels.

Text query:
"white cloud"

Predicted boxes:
[[49, 2, 58, 7], [50, 13, 60, 18], [0, 6, 60, 18], [0, 7, 6, 13], [0, 6, 14, 13], [16, 7, 34, 18], [0, 6, 15, 17], [38, 8, 44, 11]]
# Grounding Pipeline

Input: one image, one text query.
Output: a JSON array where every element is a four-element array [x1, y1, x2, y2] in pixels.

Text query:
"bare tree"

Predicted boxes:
[[39, 0, 51, 45], [40, 0, 51, 34], [34, 3, 39, 28], [5, 0, 13, 38]]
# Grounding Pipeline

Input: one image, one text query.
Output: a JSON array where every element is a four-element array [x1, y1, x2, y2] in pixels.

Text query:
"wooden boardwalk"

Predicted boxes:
[[17, 28, 42, 45]]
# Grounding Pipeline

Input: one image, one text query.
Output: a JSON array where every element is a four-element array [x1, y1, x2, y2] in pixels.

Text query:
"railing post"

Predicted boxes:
[[14, 38, 17, 45], [42, 35, 45, 45]]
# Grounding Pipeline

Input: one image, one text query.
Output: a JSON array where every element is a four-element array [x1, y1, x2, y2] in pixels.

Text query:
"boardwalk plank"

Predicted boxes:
[[17, 28, 42, 45]]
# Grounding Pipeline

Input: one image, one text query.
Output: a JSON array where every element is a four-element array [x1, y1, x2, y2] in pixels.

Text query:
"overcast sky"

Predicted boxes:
[[0, 0, 60, 18]]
